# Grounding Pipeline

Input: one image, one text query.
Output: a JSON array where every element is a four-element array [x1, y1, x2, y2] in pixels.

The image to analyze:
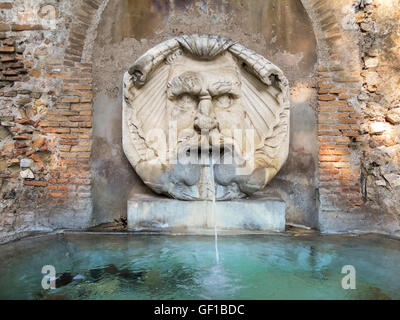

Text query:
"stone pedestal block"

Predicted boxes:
[[128, 195, 286, 233]]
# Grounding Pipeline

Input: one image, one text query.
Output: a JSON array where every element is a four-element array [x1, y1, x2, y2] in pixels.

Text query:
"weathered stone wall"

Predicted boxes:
[[0, 0, 95, 242], [357, 0, 400, 234], [0, 0, 399, 241]]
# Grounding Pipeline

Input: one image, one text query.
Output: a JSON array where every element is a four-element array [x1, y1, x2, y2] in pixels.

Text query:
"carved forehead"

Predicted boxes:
[[168, 52, 240, 81]]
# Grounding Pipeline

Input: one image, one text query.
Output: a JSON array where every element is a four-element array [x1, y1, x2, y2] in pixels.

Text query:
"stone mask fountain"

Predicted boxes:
[[123, 34, 290, 232]]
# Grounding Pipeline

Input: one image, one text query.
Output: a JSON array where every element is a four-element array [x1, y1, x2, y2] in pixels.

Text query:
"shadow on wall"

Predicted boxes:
[[91, 0, 318, 227], [91, 92, 152, 226]]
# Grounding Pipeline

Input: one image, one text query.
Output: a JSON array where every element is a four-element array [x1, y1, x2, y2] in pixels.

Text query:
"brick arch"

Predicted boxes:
[[301, 0, 361, 70], [63, 0, 109, 66], [58, 0, 362, 223], [301, 0, 363, 221], [46, 0, 106, 203]]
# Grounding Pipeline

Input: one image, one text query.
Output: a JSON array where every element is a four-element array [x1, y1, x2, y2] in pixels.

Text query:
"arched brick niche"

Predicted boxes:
[[57, 0, 364, 228], [89, 0, 319, 226]]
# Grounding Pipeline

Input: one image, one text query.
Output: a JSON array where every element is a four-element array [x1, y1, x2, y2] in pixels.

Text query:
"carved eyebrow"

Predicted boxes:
[[167, 73, 202, 99], [209, 80, 241, 98]]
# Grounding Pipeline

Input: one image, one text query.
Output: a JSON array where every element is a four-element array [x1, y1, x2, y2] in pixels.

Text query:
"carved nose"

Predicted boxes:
[[194, 95, 217, 133]]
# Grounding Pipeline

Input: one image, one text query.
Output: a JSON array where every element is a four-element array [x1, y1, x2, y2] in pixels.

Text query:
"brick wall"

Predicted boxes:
[[317, 70, 362, 208], [44, 0, 103, 201], [0, 0, 399, 239], [304, 0, 364, 216]]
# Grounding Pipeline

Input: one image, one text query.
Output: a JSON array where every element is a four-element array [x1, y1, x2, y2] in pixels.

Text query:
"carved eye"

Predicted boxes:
[[213, 94, 233, 109], [176, 94, 198, 110]]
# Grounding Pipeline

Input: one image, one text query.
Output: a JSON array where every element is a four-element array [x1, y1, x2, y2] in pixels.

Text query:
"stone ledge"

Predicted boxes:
[[128, 195, 286, 233]]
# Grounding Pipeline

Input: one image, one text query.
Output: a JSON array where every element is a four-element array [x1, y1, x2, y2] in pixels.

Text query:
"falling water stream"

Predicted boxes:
[[209, 153, 220, 264]]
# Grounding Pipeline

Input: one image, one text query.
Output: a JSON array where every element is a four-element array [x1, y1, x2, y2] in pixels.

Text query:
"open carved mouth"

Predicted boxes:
[[181, 144, 236, 165]]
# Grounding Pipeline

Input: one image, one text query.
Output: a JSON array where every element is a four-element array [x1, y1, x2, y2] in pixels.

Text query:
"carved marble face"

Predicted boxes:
[[123, 35, 290, 201], [166, 54, 254, 157], [167, 54, 243, 132]]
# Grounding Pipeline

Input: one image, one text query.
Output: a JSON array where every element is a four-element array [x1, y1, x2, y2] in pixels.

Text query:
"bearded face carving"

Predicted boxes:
[[123, 35, 290, 201]]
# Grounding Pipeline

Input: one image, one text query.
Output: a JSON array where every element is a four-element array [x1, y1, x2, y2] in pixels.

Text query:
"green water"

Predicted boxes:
[[0, 233, 399, 300]]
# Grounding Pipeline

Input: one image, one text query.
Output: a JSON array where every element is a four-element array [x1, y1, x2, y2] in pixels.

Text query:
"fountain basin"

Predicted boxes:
[[127, 195, 286, 232], [1, 232, 399, 300]]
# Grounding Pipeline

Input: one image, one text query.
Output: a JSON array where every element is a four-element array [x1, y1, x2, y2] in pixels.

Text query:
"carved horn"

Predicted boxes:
[[228, 43, 290, 100], [128, 38, 181, 87]]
